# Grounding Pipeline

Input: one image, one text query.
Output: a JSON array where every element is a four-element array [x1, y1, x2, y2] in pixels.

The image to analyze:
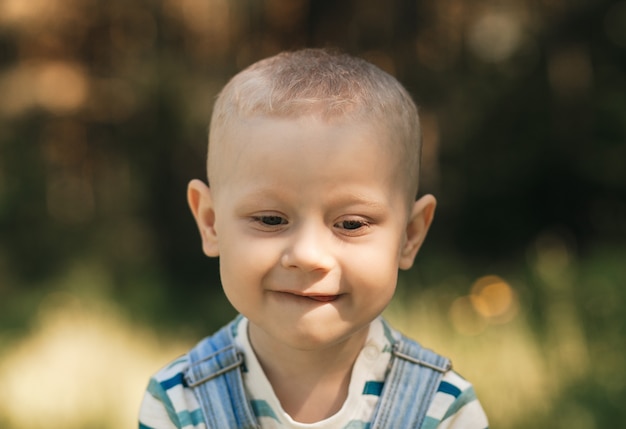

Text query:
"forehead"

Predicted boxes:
[[209, 115, 403, 188], [213, 114, 394, 162], [213, 112, 388, 153]]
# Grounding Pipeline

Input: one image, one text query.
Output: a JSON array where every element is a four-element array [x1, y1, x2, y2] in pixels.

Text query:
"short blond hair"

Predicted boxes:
[[208, 49, 422, 200]]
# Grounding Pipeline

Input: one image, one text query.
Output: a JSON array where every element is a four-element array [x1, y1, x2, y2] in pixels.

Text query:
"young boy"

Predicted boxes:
[[139, 49, 488, 429]]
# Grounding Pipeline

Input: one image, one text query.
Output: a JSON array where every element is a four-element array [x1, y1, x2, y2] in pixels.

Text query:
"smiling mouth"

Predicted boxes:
[[275, 291, 340, 303]]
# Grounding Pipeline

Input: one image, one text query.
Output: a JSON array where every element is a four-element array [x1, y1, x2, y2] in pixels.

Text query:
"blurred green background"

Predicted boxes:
[[0, 0, 625, 428]]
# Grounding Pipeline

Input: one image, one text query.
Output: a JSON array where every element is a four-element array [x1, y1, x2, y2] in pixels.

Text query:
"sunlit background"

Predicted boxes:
[[0, 0, 625, 428]]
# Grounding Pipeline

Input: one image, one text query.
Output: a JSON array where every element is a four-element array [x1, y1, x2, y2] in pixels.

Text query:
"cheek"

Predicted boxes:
[[347, 246, 400, 290], [358, 233, 404, 269], [351, 234, 403, 291], [217, 236, 280, 285]]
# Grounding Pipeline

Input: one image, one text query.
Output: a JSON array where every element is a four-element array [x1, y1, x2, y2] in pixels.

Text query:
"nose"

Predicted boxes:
[[280, 222, 335, 272]]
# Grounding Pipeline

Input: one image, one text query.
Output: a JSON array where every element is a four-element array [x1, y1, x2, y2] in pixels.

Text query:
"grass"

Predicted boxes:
[[0, 293, 190, 429]]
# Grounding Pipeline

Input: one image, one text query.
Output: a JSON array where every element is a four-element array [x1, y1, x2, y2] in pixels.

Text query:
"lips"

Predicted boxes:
[[306, 295, 338, 302], [274, 290, 340, 303]]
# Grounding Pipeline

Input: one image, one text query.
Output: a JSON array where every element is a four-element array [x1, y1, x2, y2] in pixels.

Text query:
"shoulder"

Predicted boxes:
[[422, 370, 489, 429], [382, 320, 488, 428], [138, 319, 242, 429], [138, 354, 205, 429]]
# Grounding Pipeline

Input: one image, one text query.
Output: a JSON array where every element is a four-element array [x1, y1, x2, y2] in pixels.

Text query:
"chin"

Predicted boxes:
[[281, 323, 369, 352]]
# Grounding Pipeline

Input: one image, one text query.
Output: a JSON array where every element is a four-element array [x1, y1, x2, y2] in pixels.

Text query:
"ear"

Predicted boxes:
[[187, 179, 220, 257], [399, 194, 436, 270]]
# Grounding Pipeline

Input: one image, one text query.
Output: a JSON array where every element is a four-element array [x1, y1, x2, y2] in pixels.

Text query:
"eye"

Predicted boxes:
[[254, 215, 287, 226], [335, 219, 369, 231]]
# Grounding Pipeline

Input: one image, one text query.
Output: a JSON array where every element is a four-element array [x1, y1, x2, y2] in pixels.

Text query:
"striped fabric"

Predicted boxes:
[[138, 318, 488, 429]]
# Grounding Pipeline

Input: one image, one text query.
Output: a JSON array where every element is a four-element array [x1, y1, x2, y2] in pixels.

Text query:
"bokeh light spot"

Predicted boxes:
[[470, 275, 518, 323], [36, 62, 88, 114], [467, 11, 523, 63]]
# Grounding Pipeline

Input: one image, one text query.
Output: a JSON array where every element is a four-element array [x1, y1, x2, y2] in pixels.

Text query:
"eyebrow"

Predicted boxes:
[[336, 194, 390, 211], [233, 185, 394, 212]]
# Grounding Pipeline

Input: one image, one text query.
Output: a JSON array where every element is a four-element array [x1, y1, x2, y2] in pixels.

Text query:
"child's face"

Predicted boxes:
[[189, 116, 435, 351]]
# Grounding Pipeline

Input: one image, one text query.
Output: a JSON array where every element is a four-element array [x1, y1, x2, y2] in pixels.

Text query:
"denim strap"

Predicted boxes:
[[184, 320, 259, 429], [370, 335, 451, 429]]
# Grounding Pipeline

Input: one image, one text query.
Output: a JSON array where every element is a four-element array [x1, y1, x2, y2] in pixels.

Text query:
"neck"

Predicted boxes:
[[248, 323, 370, 423]]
